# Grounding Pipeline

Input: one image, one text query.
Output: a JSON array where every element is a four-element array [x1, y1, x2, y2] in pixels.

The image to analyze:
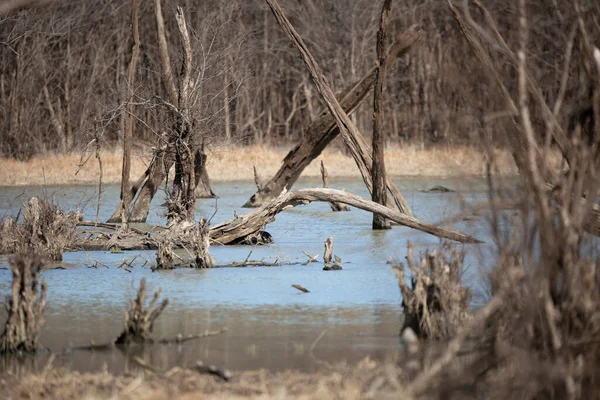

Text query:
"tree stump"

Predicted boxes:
[[115, 278, 169, 344], [155, 239, 174, 270], [392, 241, 471, 339], [0, 253, 47, 353], [194, 219, 214, 268]]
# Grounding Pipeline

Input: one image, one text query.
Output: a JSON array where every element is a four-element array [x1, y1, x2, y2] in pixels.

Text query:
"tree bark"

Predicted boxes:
[[372, 0, 393, 230], [212, 188, 482, 245], [320, 160, 350, 211], [117, 0, 141, 230], [194, 146, 216, 198], [242, 25, 422, 210]]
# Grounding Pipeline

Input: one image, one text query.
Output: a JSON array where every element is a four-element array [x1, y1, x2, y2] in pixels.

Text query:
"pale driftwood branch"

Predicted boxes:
[[264, 0, 412, 217], [211, 188, 483, 244]]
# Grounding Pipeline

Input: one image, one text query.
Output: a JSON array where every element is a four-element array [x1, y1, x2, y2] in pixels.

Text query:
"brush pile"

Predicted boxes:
[[0, 197, 80, 261], [393, 241, 471, 339]]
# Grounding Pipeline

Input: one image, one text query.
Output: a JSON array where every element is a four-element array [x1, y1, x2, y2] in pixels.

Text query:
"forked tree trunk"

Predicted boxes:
[[242, 26, 422, 210]]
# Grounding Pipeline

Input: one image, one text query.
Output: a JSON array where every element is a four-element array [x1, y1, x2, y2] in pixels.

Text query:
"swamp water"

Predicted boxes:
[[0, 177, 497, 374]]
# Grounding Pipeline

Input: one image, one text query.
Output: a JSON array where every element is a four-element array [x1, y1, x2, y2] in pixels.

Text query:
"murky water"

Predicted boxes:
[[0, 177, 499, 374]]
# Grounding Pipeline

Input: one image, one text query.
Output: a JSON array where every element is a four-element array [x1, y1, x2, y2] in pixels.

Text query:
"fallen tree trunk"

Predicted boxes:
[[212, 188, 482, 245], [242, 25, 422, 210]]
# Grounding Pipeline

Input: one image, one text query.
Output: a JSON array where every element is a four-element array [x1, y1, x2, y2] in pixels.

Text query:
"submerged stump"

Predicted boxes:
[[393, 241, 471, 339], [194, 219, 214, 268], [0, 253, 47, 353], [115, 278, 169, 344]]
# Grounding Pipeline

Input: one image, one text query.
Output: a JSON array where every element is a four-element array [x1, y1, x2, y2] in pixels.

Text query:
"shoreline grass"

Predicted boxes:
[[0, 145, 520, 187]]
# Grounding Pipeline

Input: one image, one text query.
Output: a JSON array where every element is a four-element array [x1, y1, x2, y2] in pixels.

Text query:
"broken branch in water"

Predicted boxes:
[[301, 250, 319, 265], [292, 284, 309, 293], [157, 328, 228, 344]]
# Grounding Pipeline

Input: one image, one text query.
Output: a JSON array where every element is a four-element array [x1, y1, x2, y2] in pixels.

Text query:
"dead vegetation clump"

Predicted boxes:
[[115, 278, 168, 345], [0, 197, 80, 261], [0, 253, 47, 354], [393, 241, 471, 339]]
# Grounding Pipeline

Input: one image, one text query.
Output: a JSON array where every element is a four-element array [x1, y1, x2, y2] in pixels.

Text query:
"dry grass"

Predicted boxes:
[[0, 145, 529, 187], [0, 359, 409, 400]]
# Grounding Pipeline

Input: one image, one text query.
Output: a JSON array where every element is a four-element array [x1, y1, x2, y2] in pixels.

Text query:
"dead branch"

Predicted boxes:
[[292, 284, 309, 293], [301, 250, 319, 265], [323, 236, 333, 266], [320, 160, 350, 212], [0, 253, 47, 353], [193, 219, 214, 268]]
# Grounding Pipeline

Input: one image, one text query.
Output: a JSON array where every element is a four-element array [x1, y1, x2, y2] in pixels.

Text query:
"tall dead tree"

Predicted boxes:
[[166, 7, 196, 224], [372, 0, 393, 229], [243, 26, 422, 211], [114, 0, 141, 230], [264, 0, 413, 221]]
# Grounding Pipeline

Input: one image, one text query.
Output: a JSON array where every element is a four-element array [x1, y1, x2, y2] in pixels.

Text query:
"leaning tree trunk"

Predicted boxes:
[[242, 26, 422, 210]]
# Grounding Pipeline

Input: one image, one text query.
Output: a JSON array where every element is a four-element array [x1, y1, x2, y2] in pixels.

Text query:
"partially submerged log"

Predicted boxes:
[[212, 188, 482, 245], [320, 161, 350, 212], [0, 253, 47, 353], [242, 26, 422, 210], [115, 278, 169, 344], [392, 242, 471, 339]]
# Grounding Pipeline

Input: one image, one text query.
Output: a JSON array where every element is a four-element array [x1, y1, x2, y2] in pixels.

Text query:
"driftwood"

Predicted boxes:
[[320, 161, 350, 212], [242, 25, 422, 210], [0, 253, 47, 353], [292, 284, 309, 293], [392, 242, 471, 339], [212, 188, 482, 245], [115, 278, 169, 344], [301, 250, 319, 265]]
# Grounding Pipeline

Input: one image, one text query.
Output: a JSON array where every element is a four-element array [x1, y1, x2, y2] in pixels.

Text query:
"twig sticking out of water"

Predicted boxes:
[[301, 251, 319, 266], [0, 253, 47, 353], [115, 278, 169, 344]]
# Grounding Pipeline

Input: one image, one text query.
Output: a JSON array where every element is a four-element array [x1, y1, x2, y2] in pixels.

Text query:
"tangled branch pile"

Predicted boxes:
[[0, 253, 47, 353], [0, 197, 80, 261]]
